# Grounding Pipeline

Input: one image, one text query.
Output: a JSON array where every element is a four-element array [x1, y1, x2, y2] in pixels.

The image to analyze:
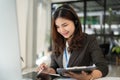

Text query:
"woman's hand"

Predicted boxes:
[[36, 63, 56, 74], [64, 71, 92, 80], [36, 63, 48, 74]]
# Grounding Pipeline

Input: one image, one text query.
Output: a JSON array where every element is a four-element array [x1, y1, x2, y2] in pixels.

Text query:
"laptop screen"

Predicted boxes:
[[0, 0, 22, 80]]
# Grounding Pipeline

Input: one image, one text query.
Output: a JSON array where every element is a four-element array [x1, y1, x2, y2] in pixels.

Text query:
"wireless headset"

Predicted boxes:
[[54, 6, 79, 26]]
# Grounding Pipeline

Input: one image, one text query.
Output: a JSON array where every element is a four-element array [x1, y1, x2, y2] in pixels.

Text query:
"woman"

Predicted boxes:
[[37, 4, 108, 80]]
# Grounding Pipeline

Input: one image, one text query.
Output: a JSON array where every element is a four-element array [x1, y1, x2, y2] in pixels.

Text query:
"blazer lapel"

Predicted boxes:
[[68, 49, 83, 67], [57, 54, 64, 68]]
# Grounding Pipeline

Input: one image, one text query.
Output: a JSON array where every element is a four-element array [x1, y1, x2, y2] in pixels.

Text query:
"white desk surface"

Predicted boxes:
[[54, 77, 120, 80], [96, 77, 120, 80]]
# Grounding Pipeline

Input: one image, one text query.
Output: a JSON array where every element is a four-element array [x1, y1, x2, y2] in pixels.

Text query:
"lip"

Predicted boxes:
[[61, 32, 69, 36]]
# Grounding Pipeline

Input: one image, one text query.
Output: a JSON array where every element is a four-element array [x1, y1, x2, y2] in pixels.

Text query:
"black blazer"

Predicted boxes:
[[50, 34, 108, 77]]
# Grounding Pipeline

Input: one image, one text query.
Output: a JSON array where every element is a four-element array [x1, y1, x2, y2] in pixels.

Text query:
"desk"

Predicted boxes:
[[23, 72, 120, 80], [54, 77, 120, 80], [23, 72, 59, 80], [23, 72, 76, 80], [96, 77, 120, 80]]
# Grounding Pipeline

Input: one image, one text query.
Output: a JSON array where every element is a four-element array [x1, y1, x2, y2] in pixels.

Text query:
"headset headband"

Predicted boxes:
[[54, 6, 79, 26]]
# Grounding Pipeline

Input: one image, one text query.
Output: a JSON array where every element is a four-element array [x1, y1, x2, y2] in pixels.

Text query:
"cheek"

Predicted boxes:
[[64, 27, 70, 31], [73, 27, 75, 32], [70, 27, 75, 34], [57, 28, 60, 33]]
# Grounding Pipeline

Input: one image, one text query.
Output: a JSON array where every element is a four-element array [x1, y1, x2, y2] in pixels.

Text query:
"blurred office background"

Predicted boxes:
[[16, 0, 120, 77]]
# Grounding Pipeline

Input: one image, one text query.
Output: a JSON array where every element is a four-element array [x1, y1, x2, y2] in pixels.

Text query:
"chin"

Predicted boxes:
[[64, 36, 70, 39]]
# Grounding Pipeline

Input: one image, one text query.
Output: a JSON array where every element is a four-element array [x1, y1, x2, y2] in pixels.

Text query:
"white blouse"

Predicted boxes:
[[63, 42, 71, 68]]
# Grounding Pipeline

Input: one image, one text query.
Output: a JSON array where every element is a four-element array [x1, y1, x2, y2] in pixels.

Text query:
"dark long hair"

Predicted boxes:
[[52, 4, 84, 55]]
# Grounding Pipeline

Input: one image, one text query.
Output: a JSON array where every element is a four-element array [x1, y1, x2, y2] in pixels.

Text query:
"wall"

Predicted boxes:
[[16, 0, 28, 69], [0, 0, 22, 79], [16, 0, 51, 69]]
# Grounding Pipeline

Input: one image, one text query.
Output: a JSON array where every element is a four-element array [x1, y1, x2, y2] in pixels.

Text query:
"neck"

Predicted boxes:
[[66, 35, 73, 44]]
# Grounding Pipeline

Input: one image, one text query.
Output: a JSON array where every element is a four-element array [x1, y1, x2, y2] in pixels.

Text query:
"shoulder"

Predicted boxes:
[[51, 52, 61, 59], [51, 52, 56, 58], [84, 33, 96, 42]]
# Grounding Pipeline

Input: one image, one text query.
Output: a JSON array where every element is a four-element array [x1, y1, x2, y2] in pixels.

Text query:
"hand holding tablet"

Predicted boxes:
[[57, 65, 96, 76]]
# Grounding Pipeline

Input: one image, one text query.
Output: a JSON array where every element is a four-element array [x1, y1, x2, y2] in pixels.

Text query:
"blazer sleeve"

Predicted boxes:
[[50, 53, 59, 71], [88, 36, 109, 77]]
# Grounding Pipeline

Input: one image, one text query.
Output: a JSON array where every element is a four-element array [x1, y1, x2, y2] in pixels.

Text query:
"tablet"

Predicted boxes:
[[36, 71, 61, 80], [57, 66, 96, 76]]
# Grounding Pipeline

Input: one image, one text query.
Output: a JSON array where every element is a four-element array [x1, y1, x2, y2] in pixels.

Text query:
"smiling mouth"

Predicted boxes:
[[62, 32, 69, 36]]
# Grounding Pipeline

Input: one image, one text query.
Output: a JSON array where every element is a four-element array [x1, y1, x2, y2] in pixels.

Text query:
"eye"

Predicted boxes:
[[63, 24, 68, 27], [56, 25, 59, 28]]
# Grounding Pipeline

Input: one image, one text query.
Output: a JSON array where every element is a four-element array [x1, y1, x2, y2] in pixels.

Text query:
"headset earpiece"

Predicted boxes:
[[75, 20, 78, 26]]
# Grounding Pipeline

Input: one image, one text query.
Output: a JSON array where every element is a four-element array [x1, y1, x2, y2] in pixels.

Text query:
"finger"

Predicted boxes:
[[36, 67, 41, 72], [67, 72, 74, 75], [65, 72, 82, 79], [36, 63, 46, 72], [37, 68, 44, 74], [65, 72, 76, 77], [64, 72, 72, 77], [81, 71, 87, 75]]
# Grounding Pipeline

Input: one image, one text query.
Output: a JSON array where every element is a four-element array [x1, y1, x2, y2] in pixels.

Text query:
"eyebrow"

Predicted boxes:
[[56, 22, 68, 27], [61, 22, 68, 26]]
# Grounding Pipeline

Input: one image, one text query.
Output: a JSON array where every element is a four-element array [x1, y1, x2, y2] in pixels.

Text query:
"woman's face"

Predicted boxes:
[[55, 17, 75, 39]]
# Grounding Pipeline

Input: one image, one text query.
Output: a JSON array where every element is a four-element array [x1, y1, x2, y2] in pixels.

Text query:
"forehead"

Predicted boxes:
[[55, 17, 72, 24]]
